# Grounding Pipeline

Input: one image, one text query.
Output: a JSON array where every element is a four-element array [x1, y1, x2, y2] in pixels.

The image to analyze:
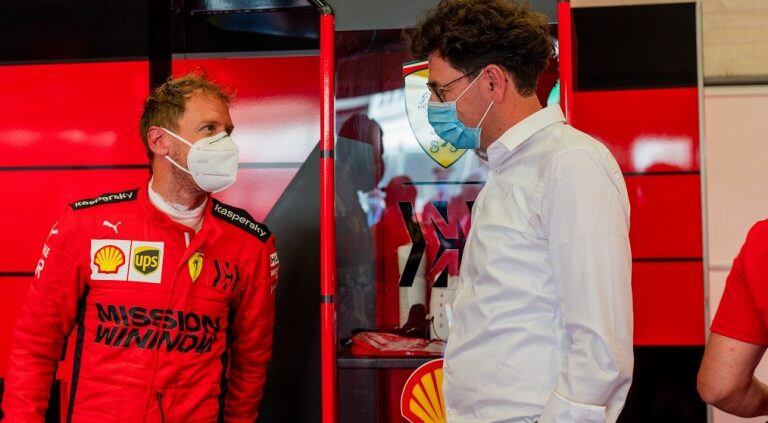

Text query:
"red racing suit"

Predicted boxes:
[[1, 186, 278, 422]]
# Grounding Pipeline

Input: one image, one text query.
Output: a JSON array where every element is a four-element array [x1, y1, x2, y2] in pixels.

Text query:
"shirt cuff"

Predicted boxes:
[[539, 390, 606, 423], [710, 322, 768, 346]]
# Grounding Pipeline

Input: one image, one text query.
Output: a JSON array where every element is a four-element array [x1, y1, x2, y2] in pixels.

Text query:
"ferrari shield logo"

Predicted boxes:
[[404, 61, 467, 168], [188, 251, 204, 282]]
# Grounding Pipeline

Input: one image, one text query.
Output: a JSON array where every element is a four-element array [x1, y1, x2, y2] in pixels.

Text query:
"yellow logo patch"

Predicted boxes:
[[133, 246, 160, 275], [93, 245, 126, 274], [188, 252, 204, 282], [401, 359, 446, 423]]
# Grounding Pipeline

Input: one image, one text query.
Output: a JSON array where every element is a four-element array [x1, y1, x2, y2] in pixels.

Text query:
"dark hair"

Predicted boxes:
[[408, 0, 553, 96]]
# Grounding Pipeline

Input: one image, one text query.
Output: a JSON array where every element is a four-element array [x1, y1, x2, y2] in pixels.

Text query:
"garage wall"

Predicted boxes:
[[573, 0, 768, 84], [568, 2, 706, 420], [704, 86, 768, 423], [702, 0, 768, 83]]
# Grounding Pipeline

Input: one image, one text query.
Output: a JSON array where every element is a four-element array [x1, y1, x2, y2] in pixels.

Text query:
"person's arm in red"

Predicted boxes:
[[698, 333, 768, 416], [223, 236, 278, 422], [2, 209, 87, 422], [698, 222, 768, 417]]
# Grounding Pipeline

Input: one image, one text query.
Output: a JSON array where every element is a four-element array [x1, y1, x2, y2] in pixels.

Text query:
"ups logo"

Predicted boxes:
[[133, 246, 160, 275]]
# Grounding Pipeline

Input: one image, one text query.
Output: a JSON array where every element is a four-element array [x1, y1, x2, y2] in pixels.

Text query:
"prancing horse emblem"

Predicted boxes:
[[188, 251, 204, 282]]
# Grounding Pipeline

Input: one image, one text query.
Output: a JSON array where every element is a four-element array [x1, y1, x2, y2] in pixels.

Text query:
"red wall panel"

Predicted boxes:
[[0, 61, 149, 167], [0, 170, 150, 272], [625, 174, 702, 259], [217, 167, 299, 222], [574, 87, 704, 347], [632, 262, 705, 345], [572, 88, 700, 173], [173, 57, 320, 165]]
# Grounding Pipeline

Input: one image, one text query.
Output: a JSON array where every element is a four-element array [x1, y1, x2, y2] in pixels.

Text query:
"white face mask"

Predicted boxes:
[[162, 128, 239, 193]]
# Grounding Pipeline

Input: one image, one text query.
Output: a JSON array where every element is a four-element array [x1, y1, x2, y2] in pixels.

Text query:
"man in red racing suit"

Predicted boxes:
[[2, 74, 278, 422]]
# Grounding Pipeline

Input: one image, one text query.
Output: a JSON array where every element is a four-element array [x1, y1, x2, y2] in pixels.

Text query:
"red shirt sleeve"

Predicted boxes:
[[711, 222, 768, 345]]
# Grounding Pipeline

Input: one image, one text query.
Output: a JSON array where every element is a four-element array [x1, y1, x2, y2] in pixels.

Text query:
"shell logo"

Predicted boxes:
[[93, 245, 126, 274], [401, 359, 446, 423]]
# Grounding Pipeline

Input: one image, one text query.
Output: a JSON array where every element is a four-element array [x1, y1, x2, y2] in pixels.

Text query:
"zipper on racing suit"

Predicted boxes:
[[144, 229, 192, 422]]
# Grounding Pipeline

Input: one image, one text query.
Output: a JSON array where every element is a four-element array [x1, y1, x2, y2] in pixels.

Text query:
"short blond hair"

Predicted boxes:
[[139, 71, 233, 159]]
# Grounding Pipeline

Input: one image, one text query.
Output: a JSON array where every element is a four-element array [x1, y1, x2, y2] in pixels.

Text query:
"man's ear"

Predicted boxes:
[[485, 65, 509, 103], [147, 126, 170, 157]]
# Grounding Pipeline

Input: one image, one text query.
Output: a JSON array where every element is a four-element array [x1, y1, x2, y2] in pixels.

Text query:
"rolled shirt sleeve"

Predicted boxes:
[[539, 148, 634, 423]]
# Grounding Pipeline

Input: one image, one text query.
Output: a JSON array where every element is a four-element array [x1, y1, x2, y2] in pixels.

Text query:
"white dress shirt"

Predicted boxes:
[[443, 105, 633, 423]]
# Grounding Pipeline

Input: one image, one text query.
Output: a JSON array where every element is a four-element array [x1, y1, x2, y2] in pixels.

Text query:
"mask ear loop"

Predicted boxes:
[[454, 69, 494, 129], [455, 70, 485, 103], [161, 128, 193, 174], [164, 155, 192, 175], [476, 101, 494, 129], [162, 128, 194, 148]]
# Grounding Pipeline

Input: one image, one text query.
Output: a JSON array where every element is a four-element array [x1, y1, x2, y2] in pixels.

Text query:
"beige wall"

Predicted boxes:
[[571, 0, 768, 83], [704, 85, 768, 422], [703, 0, 768, 82], [705, 86, 768, 269]]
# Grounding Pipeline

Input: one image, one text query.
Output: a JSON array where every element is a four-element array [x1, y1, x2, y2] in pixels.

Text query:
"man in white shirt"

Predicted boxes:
[[409, 1, 634, 422]]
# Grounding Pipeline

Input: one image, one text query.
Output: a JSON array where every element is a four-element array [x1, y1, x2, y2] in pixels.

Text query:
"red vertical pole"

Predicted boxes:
[[558, 0, 573, 123], [318, 9, 337, 423]]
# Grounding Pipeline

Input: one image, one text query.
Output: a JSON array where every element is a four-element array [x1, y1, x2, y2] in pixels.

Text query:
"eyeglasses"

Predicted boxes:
[[426, 69, 481, 103]]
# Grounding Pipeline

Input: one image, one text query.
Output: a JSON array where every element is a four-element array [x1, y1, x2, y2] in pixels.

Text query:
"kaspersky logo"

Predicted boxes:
[[404, 61, 467, 169], [133, 246, 160, 275]]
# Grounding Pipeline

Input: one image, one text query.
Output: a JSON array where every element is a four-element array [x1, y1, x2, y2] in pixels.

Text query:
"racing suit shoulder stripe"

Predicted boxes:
[[70, 189, 139, 210], [210, 198, 271, 242]]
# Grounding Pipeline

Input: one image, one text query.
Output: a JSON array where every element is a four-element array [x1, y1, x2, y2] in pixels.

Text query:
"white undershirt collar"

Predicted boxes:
[[148, 179, 206, 233]]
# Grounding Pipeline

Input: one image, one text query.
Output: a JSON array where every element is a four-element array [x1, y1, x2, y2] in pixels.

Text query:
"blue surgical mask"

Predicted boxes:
[[427, 72, 494, 150]]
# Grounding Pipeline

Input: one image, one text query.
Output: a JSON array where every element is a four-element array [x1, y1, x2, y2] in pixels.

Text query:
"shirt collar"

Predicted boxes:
[[487, 104, 566, 170], [148, 178, 207, 232], [138, 180, 221, 243]]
